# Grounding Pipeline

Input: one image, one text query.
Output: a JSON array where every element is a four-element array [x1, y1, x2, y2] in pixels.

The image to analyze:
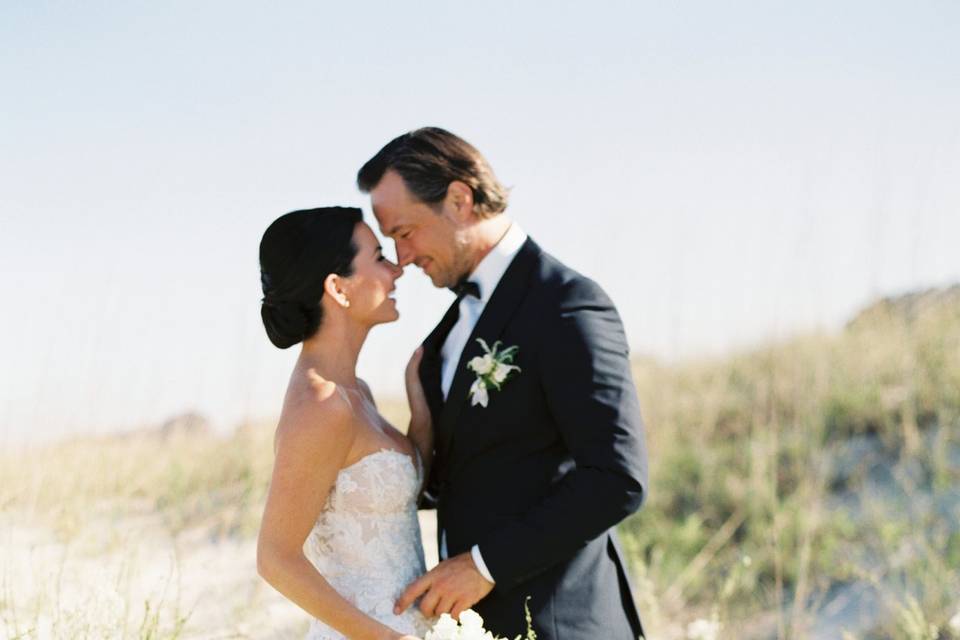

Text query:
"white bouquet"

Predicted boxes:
[[424, 601, 536, 640], [424, 609, 495, 640]]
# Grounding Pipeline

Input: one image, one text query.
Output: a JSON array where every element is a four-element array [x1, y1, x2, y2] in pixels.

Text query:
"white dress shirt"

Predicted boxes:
[[437, 221, 528, 584]]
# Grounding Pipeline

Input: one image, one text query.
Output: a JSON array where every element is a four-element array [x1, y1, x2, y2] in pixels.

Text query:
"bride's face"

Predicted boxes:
[[341, 222, 404, 326]]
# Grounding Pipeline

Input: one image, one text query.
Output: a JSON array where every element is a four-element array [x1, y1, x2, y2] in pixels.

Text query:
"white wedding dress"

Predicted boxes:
[[303, 446, 434, 639]]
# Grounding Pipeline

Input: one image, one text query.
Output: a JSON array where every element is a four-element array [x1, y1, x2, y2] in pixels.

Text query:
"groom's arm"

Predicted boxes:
[[477, 277, 649, 591], [415, 343, 445, 511], [417, 471, 440, 510]]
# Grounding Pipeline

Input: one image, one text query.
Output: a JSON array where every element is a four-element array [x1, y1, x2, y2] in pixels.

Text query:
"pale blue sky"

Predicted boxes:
[[2, 1, 958, 443]]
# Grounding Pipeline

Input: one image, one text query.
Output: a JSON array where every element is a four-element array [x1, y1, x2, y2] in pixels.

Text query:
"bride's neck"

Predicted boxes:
[[296, 314, 369, 388]]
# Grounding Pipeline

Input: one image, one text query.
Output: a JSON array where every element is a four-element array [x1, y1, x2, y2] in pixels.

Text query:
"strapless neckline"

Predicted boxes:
[[340, 446, 420, 478]]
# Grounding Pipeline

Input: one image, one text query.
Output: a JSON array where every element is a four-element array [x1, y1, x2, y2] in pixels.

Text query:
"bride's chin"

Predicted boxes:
[[376, 304, 400, 324]]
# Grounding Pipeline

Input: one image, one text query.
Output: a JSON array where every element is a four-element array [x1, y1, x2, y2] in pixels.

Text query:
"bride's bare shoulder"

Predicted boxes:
[[278, 369, 354, 441], [356, 378, 376, 407]]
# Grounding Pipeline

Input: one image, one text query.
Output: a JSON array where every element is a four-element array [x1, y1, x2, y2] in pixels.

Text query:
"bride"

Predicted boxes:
[[256, 206, 434, 640]]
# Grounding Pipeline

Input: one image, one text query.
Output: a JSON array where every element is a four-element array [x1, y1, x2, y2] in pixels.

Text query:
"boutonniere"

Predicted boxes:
[[466, 338, 521, 408]]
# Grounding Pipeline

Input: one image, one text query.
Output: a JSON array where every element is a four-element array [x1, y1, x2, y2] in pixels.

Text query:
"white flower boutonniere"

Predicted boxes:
[[466, 338, 521, 408]]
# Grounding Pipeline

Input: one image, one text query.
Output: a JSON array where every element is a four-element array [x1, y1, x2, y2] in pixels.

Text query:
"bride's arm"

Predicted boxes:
[[257, 370, 420, 640], [404, 347, 434, 478]]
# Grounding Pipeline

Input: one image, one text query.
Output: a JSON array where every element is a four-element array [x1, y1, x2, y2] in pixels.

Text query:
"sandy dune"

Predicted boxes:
[[1, 508, 439, 639]]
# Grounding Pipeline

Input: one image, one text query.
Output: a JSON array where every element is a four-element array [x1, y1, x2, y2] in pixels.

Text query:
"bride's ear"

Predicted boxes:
[[323, 273, 350, 308]]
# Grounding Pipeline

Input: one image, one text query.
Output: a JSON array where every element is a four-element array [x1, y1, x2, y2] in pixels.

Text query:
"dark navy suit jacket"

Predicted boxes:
[[418, 237, 648, 640]]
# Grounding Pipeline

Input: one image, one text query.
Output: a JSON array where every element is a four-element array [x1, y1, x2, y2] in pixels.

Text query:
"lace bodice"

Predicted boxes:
[[303, 447, 433, 639]]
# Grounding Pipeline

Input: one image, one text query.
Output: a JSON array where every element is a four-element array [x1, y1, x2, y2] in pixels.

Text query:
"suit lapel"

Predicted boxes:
[[436, 238, 541, 460], [419, 300, 460, 423]]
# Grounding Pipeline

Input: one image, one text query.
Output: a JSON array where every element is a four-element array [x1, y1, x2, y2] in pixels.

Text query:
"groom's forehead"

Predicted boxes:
[[370, 173, 410, 229], [371, 205, 403, 235], [371, 193, 433, 236]]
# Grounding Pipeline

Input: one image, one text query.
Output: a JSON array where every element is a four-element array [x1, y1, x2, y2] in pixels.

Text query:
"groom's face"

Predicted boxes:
[[370, 170, 473, 289]]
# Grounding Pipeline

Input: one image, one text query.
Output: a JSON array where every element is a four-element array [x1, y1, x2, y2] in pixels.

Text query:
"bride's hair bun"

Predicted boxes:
[[260, 299, 321, 350], [258, 207, 362, 349]]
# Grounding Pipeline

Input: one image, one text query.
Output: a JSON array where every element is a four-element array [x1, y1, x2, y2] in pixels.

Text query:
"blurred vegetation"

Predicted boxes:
[[619, 285, 960, 638], [1, 286, 957, 639], [0, 421, 274, 543]]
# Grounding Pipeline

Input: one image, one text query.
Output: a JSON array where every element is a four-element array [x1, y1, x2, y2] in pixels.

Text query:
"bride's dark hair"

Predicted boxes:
[[259, 207, 363, 349]]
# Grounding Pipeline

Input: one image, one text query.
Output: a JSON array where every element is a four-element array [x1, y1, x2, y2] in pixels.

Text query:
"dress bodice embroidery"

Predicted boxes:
[[303, 447, 433, 639]]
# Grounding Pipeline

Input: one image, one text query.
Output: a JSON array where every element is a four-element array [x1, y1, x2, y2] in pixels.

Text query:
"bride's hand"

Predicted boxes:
[[405, 346, 430, 427]]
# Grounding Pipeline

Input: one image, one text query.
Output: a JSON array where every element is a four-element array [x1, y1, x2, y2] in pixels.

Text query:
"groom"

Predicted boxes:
[[357, 128, 648, 640]]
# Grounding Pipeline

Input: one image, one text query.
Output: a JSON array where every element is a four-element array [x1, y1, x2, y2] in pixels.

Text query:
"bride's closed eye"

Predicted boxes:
[[375, 247, 399, 268]]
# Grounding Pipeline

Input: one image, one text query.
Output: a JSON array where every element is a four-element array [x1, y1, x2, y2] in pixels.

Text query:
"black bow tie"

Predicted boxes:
[[450, 279, 480, 301]]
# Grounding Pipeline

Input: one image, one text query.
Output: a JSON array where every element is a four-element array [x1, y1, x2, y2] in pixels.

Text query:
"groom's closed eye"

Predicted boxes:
[[387, 225, 412, 240]]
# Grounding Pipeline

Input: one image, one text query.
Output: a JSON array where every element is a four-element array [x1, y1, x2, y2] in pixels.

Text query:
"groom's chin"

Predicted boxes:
[[426, 271, 450, 289]]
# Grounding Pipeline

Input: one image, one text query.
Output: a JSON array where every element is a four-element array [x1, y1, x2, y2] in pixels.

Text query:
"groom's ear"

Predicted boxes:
[[444, 180, 475, 222]]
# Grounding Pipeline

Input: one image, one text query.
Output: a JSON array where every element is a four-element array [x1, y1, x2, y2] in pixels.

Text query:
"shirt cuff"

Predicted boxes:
[[470, 544, 496, 584]]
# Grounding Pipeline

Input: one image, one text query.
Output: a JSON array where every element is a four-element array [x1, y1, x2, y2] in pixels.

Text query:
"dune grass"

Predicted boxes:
[[0, 425, 276, 639], [619, 288, 960, 638]]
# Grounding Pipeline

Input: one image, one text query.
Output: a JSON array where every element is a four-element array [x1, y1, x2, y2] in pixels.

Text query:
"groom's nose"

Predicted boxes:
[[395, 240, 414, 268]]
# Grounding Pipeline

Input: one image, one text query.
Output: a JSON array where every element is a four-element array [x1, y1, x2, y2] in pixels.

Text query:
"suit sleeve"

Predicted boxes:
[[416, 341, 446, 511], [477, 278, 648, 590], [417, 464, 440, 510]]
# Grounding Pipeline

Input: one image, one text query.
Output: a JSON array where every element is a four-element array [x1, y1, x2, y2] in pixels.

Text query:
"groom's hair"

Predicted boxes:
[[357, 127, 509, 219]]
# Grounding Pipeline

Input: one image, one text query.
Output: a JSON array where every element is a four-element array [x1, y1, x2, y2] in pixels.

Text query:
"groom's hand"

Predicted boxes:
[[394, 552, 494, 619]]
